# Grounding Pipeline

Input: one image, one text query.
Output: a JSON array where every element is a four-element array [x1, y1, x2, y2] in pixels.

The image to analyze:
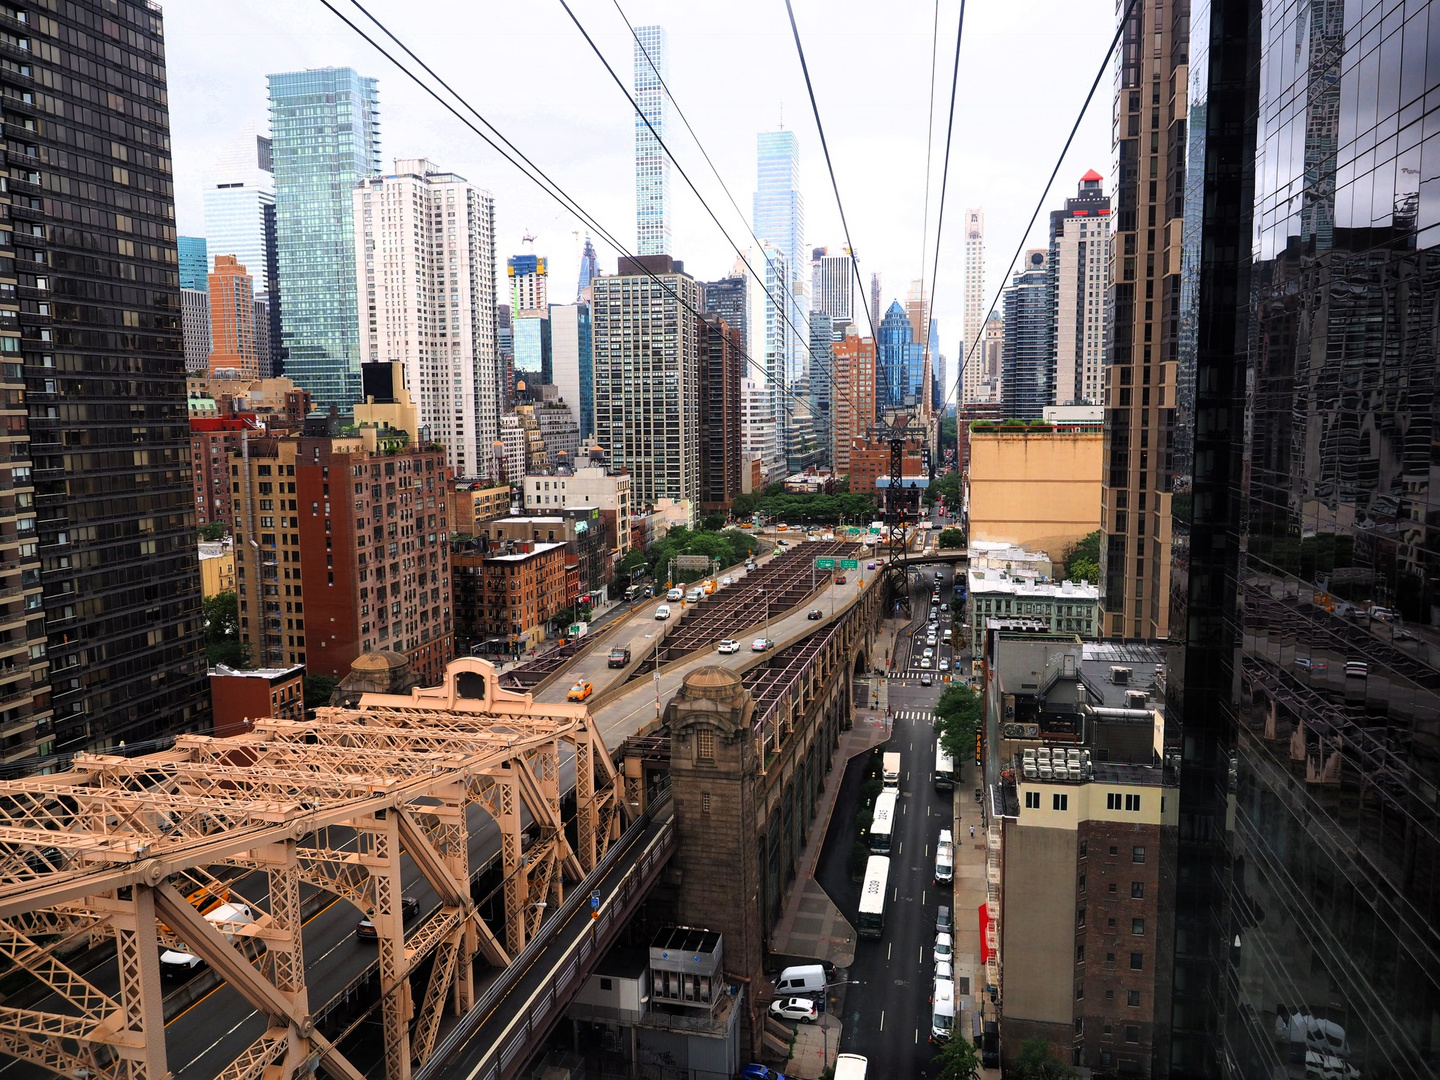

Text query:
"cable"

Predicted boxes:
[[567, 0, 868, 438], [940, 0, 1141, 429], [920, 0, 966, 419], [322, 0, 832, 445], [914, 0, 942, 384], [781, 0, 885, 409]]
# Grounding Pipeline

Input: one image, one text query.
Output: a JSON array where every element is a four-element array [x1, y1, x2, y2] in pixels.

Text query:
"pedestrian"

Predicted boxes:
[[970, 824, 975, 839]]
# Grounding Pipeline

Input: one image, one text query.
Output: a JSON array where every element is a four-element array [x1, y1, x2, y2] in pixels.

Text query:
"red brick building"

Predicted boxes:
[[846, 437, 925, 498], [191, 415, 258, 530], [234, 426, 453, 683], [208, 663, 304, 737], [451, 539, 568, 651]]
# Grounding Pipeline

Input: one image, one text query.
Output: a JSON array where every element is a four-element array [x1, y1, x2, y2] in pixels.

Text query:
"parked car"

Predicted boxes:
[[718, 639, 741, 654], [355, 896, 421, 941], [608, 648, 631, 668], [769, 997, 819, 1024], [654, 605, 672, 620], [808, 609, 823, 620], [934, 932, 954, 966], [742, 1066, 788, 1080], [752, 638, 774, 652], [566, 680, 594, 702], [936, 905, 953, 934], [935, 959, 954, 981]]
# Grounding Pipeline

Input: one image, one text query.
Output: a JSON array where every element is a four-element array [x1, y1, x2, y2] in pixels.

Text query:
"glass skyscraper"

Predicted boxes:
[[178, 236, 209, 291], [999, 250, 1053, 419], [633, 25, 671, 256], [269, 67, 380, 408], [754, 130, 809, 391], [1167, 0, 1440, 1074], [878, 300, 922, 408]]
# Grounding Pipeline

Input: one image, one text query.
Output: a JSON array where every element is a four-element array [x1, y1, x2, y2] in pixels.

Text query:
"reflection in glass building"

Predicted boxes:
[[1171, 0, 1440, 1076]]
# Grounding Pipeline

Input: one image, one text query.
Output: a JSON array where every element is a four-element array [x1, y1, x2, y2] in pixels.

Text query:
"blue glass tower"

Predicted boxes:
[[753, 130, 808, 390], [268, 67, 380, 409], [178, 236, 208, 291], [577, 236, 600, 300], [878, 300, 922, 407], [999, 249, 1053, 419], [633, 26, 671, 255]]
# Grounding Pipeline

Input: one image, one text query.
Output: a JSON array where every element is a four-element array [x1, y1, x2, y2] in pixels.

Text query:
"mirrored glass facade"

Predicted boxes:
[[1171, 0, 1440, 1075]]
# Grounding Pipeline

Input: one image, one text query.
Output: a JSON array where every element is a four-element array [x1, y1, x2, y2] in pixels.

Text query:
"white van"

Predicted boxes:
[[934, 829, 954, 886], [930, 977, 955, 1043], [774, 963, 826, 996], [686, 587, 704, 604], [160, 901, 255, 977]]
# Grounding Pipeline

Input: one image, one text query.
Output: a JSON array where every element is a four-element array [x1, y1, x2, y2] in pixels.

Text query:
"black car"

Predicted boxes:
[[807, 609, 823, 620], [355, 895, 420, 940]]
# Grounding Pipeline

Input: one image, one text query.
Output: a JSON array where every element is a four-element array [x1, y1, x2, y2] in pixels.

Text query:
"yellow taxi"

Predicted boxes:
[[566, 680, 594, 702]]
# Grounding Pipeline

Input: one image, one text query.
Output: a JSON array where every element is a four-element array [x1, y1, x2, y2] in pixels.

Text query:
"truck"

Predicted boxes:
[[625, 583, 643, 602], [882, 751, 901, 789], [607, 647, 631, 668]]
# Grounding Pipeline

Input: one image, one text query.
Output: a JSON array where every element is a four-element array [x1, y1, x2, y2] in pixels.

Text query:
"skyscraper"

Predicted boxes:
[[354, 159, 499, 479], [1049, 171, 1110, 405], [181, 289, 212, 377], [25, 0, 210, 757], [962, 209, 986, 403], [1097, 0, 1184, 642], [508, 253, 549, 312], [550, 303, 594, 441], [179, 236, 209, 291], [869, 273, 882, 330], [270, 67, 380, 409], [203, 126, 282, 378], [207, 256, 260, 383], [701, 271, 750, 364], [1000, 250, 1053, 419], [878, 300, 923, 408], [811, 247, 854, 321], [576, 236, 600, 300], [591, 256, 700, 521], [753, 130, 808, 390], [633, 25, 672, 256], [1168, 0, 1440, 1073], [832, 328, 876, 474], [807, 313, 835, 467], [698, 315, 742, 513]]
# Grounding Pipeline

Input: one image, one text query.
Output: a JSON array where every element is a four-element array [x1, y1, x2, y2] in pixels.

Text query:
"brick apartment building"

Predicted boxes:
[[847, 437, 925, 498], [208, 663, 304, 737], [191, 415, 258, 530], [451, 538, 568, 651], [233, 422, 452, 682]]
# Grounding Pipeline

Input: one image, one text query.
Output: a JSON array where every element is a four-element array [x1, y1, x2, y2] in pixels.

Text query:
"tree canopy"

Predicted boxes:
[[925, 469, 961, 508], [934, 682, 982, 765], [1064, 529, 1101, 584], [1007, 1037, 1079, 1080], [647, 527, 759, 584], [203, 590, 249, 669], [731, 489, 879, 524], [938, 527, 967, 550], [933, 1033, 982, 1080]]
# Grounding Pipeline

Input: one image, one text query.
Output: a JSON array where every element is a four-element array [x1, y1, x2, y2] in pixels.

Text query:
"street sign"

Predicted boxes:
[[591, 890, 601, 912], [841, 559, 860, 569], [815, 557, 837, 570]]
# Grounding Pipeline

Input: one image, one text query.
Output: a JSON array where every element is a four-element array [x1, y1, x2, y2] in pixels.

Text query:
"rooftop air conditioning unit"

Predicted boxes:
[[1111, 665, 1133, 684], [1126, 690, 1149, 709]]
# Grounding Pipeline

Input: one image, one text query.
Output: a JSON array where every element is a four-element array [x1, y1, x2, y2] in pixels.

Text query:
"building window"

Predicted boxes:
[[1132, 917, 1145, 936], [1025, 791, 1040, 809], [1128, 990, 1141, 1007], [1107, 792, 1122, 810], [1078, 839, 1087, 857], [1052, 793, 1069, 811], [1131, 881, 1145, 899], [701, 792, 712, 815], [1130, 952, 1144, 970], [1125, 793, 1141, 812], [697, 729, 715, 761], [1133, 845, 1146, 863], [1125, 1025, 1140, 1043], [600, 977, 613, 991], [1075, 983, 1084, 1000], [1077, 906, 1086, 928], [1076, 944, 1085, 963]]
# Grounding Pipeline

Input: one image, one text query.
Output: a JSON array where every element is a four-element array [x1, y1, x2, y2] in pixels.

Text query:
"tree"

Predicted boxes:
[[701, 511, 726, 532], [1008, 1037, 1078, 1080], [618, 549, 647, 575], [934, 683, 982, 764], [938, 527, 966, 550], [198, 522, 227, 541], [303, 674, 339, 715], [202, 590, 249, 668], [933, 1034, 982, 1080], [1064, 529, 1101, 584]]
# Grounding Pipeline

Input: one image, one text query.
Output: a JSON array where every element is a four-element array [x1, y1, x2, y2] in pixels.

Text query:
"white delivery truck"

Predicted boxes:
[[882, 751, 901, 789], [930, 977, 955, 1043]]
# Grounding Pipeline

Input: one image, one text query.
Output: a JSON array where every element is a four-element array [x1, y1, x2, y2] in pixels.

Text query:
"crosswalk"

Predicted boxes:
[[892, 709, 935, 723]]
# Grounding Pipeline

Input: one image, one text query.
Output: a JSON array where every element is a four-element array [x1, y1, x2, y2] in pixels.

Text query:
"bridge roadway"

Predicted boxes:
[[0, 548, 889, 1080]]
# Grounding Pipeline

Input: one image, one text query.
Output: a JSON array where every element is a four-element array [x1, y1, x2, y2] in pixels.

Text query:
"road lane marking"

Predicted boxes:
[[887, 942, 892, 961], [880, 1010, 885, 1031]]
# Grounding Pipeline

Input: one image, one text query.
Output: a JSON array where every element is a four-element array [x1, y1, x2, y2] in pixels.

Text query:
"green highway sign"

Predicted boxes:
[[815, 557, 837, 570], [841, 559, 860, 569]]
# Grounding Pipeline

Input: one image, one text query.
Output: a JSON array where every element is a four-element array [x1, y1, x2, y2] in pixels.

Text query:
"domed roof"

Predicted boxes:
[[350, 650, 409, 673], [683, 666, 742, 693]]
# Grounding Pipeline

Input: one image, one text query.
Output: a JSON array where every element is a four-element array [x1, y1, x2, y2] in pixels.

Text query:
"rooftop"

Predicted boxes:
[[969, 567, 1098, 599], [483, 541, 567, 562], [1080, 641, 1166, 709], [209, 663, 304, 681]]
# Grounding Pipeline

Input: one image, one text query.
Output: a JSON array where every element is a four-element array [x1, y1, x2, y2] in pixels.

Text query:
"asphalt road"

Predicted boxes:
[[816, 560, 966, 1078]]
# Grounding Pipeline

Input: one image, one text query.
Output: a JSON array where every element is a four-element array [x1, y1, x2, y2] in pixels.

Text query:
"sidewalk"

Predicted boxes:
[[953, 759, 1002, 1077], [768, 712, 891, 968]]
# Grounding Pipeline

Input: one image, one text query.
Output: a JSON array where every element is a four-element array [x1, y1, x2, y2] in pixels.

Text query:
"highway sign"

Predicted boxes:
[[815, 557, 837, 570], [841, 559, 860, 569]]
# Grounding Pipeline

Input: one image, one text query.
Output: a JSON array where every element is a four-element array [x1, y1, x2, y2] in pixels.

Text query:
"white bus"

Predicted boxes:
[[869, 789, 898, 854], [882, 751, 901, 788], [834, 1054, 868, 1080], [935, 738, 955, 791], [857, 855, 890, 938]]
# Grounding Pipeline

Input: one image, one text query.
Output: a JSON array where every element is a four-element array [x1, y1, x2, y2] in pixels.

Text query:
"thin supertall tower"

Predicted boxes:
[[961, 208, 985, 403], [634, 25, 672, 255]]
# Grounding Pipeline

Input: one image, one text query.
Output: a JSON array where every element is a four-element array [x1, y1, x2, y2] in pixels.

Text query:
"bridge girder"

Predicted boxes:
[[0, 658, 623, 1080]]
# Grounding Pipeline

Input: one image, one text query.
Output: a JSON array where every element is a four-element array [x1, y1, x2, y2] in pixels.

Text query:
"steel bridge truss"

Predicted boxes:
[[0, 676, 624, 1080]]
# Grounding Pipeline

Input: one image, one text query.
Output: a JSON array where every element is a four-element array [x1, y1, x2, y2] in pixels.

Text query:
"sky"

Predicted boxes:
[[165, 0, 1115, 405]]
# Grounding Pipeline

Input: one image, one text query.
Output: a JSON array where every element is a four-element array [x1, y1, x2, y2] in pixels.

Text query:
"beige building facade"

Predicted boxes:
[[967, 426, 1103, 557]]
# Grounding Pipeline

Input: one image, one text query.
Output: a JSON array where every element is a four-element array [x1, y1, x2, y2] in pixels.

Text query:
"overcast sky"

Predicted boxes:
[[166, 0, 1115, 403]]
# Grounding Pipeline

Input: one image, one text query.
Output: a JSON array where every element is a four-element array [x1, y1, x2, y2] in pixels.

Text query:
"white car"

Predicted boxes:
[[923, 647, 935, 658], [919, 657, 932, 668], [769, 997, 819, 1023], [939, 659, 950, 671], [717, 639, 741, 654], [934, 933, 953, 966], [926, 635, 938, 647], [654, 605, 672, 620], [752, 638, 774, 652], [720, 576, 733, 586], [935, 959, 954, 981]]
